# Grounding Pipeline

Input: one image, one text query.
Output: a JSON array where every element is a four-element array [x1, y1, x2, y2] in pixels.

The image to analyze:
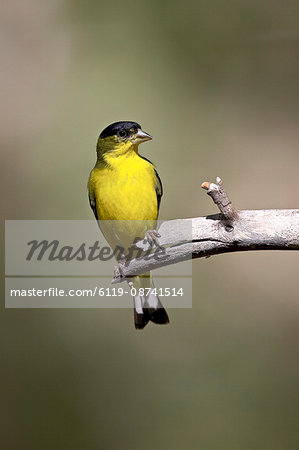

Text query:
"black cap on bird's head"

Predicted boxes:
[[99, 121, 152, 145]]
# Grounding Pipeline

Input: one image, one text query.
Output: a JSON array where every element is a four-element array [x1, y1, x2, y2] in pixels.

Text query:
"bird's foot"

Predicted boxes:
[[145, 230, 163, 249], [113, 254, 127, 279]]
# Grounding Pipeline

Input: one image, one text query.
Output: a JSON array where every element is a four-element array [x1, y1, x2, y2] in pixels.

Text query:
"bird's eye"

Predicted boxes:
[[119, 130, 127, 138]]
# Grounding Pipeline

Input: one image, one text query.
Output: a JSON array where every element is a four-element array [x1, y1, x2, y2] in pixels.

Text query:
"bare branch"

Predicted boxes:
[[112, 178, 299, 284]]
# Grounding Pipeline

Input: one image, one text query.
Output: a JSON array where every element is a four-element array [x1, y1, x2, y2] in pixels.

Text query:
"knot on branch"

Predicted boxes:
[[201, 177, 239, 228]]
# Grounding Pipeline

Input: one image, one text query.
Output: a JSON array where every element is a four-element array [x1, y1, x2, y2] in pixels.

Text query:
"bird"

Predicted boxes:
[[88, 121, 169, 329]]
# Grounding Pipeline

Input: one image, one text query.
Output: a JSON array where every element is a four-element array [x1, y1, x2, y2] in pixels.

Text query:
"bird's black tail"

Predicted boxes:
[[133, 287, 169, 330], [134, 304, 169, 330]]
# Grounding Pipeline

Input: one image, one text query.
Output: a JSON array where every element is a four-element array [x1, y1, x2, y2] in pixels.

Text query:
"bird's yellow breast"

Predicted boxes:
[[88, 152, 158, 222]]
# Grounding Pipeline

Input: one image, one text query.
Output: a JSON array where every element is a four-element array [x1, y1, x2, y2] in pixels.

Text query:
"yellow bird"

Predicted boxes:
[[88, 121, 169, 329]]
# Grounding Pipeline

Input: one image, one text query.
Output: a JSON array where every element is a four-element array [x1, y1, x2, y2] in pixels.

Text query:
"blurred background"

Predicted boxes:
[[1, 0, 298, 449]]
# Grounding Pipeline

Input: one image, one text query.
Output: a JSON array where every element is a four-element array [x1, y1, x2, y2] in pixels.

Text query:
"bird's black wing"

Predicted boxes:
[[89, 194, 99, 221], [140, 155, 163, 212], [154, 168, 163, 212]]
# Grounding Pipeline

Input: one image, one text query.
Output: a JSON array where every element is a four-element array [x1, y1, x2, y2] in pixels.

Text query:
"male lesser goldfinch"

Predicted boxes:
[[88, 121, 169, 329]]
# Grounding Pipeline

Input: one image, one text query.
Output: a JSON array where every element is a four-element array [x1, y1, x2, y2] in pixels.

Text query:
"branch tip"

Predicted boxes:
[[201, 182, 210, 190], [201, 181, 219, 192]]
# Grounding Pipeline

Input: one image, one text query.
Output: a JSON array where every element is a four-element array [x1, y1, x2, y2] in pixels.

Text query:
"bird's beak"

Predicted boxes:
[[131, 129, 152, 145]]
